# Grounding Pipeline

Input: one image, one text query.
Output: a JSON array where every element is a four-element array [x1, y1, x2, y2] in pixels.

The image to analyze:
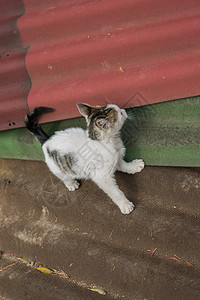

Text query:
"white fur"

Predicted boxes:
[[42, 104, 144, 214]]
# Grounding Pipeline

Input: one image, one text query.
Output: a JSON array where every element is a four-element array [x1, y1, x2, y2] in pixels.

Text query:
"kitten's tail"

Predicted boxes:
[[25, 107, 55, 145]]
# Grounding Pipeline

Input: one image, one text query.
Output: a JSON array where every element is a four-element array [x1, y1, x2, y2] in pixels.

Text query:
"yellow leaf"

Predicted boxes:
[[89, 288, 107, 295], [119, 66, 125, 72], [37, 267, 52, 274]]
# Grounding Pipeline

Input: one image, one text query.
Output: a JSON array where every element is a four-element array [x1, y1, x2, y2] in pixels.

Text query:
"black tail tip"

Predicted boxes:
[[32, 106, 55, 115], [24, 106, 55, 126]]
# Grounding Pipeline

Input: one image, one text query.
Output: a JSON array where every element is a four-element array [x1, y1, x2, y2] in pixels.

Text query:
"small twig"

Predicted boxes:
[[109, 229, 114, 239], [186, 261, 193, 267], [0, 262, 18, 272], [151, 248, 157, 257], [168, 257, 178, 261]]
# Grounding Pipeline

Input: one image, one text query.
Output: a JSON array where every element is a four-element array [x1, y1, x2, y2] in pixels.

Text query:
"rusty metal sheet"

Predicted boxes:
[[1, 0, 200, 129], [0, 0, 31, 131]]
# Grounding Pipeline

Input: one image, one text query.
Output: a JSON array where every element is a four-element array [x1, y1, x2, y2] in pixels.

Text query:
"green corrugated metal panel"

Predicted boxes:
[[123, 96, 200, 166], [0, 97, 199, 166], [0, 117, 86, 161]]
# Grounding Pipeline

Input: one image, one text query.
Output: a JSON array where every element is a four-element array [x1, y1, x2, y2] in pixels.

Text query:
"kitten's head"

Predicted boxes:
[[77, 103, 127, 140]]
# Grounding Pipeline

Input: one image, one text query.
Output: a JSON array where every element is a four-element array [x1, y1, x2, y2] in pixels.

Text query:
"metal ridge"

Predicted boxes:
[[0, 0, 200, 130]]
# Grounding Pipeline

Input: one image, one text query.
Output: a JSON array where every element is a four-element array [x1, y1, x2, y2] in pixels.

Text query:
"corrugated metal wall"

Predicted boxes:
[[1, 0, 200, 130], [0, 0, 31, 131]]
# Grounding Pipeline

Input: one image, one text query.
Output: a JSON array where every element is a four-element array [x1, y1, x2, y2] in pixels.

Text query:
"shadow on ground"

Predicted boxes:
[[0, 159, 199, 300]]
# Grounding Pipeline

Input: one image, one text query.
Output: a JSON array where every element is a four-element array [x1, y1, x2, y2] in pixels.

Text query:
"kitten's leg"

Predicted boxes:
[[55, 172, 80, 191], [64, 178, 80, 191], [93, 176, 134, 214], [117, 159, 144, 174]]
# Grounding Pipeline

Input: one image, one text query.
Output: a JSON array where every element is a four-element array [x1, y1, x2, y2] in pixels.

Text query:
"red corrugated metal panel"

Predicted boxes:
[[1, 0, 200, 129], [0, 0, 31, 131]]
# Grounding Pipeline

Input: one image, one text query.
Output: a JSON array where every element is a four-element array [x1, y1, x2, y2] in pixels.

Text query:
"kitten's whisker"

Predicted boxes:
[[127, 111, 136, 120]]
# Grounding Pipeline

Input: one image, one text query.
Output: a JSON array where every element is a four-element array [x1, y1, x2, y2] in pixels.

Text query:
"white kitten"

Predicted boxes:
[[25, 104, 144, 214]]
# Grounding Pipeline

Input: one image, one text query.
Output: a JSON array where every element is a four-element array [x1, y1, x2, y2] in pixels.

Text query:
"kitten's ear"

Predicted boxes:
[[96, 118, 110, 130], [77, 103, 92, 118]]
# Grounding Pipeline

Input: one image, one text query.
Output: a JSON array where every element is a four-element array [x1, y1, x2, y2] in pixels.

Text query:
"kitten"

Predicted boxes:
[[25, 104, 144, 214]]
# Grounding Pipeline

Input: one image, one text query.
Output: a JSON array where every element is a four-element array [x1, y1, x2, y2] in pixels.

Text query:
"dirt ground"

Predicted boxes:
[[0, 158, 199, 300]]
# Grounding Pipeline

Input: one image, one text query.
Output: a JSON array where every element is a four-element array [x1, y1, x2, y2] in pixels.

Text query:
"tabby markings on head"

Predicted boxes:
[[88, 107, 118, 140]]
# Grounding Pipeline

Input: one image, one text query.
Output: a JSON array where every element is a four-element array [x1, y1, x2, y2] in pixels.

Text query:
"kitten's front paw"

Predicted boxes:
[[65, 180, 80, 191], [119, 201, 135, 215], [131, 159, 145, 174]]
